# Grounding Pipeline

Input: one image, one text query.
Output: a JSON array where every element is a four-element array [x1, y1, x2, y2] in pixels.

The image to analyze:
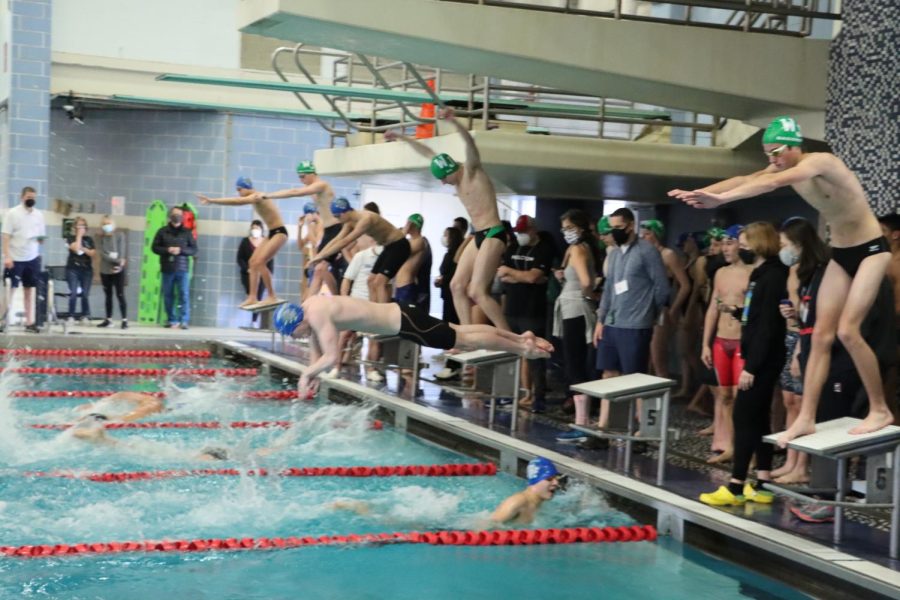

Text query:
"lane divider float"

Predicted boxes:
[[30, 419, 384, 430], [26, 462, 494, 482], [10, 390, 297, 399], [0, 349, 211, 358], [1, 367, 257, 377], [0, 525, 657, 557]]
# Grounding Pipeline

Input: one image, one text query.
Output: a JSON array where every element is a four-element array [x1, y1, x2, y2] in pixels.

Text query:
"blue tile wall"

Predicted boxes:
[[47, 109, 361, 327]]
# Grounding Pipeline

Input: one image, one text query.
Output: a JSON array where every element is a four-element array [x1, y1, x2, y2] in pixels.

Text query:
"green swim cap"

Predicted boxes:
[[762, 116, 803, 147], [706, 227, 725, 241], [430, 153, 460, 180], [408, 213, 424, 229], [296, 160, 316, 174], [597, 215, 612, 235], [640, 219, 665, 240]]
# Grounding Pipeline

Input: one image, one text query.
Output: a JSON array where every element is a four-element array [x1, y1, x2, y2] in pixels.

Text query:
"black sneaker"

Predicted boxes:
[[121, 320, 129, 330], [97, 319, 112, 328], [24, 324, 40, 333]]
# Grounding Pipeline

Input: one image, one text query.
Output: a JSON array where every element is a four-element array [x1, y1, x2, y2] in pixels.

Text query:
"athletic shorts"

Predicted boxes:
[[8, 256, 41, 288], [393, 283, 416, 304], [371, 237, 411, 280], [268, 225, 288, 239], [474, 224, 509, 249], [779, 331, 803, 394], [712, 337, 743, 387], [396, 301, 456, 350], [831, 236, 889, 277], [595, 326, 652, 374]]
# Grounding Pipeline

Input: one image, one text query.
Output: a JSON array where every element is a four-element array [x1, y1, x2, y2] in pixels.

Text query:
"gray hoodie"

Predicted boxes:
[[98, 230, 128, 275]]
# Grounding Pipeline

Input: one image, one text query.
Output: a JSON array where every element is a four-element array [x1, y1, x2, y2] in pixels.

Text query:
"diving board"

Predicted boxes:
[[451, 350, 522, 433], [570, 373, 676, 486], [763, 418, 900, 559]]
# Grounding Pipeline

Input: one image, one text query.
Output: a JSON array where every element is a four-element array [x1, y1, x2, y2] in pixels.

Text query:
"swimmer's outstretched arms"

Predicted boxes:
[[75, 391, 164, 422], [273, 296, 554, 396]]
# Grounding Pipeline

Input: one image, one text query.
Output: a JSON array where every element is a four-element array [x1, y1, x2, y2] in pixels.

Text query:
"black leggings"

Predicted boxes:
[[731, 366, 780, 481], [562, 316, 591, 387], [100, 272, 127, 320]]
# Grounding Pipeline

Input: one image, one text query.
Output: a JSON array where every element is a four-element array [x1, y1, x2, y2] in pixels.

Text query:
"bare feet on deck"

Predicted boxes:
[[848, 409, 895, 435], [777, 417, 817, 449], [774, 469, 809, 485], [707, 449, 733, 464], [697, 425, 714, 436]]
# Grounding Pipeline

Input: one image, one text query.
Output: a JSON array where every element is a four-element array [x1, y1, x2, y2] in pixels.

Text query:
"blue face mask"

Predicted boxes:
[[779, 246, 799, 267]]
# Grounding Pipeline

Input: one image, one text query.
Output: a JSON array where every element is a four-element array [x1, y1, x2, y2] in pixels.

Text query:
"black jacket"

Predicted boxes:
[[236, 237, 274, 274], [152, 224, 197, 273], [740, 258, 788, 376]]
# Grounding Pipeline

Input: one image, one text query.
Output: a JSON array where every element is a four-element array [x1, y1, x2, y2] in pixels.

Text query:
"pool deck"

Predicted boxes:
[[6, 323, 900, 598]]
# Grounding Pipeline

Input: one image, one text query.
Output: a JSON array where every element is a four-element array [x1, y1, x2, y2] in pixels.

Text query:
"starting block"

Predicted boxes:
[[365, 333, 421, 389], [449, 350, 521, 432], [570, 373, 676, 485], [764, 417, 900, 558], [243, 300, 288, 351]]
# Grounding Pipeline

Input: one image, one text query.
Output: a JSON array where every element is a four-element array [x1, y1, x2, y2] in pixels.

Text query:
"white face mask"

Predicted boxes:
[[779, 246, 799, 267], [250, 228, 262, 239], [563, 230, 580, 245], [441, 236, 449, 248], [515, 233, 532, 246], [102, 224, 115, 234]]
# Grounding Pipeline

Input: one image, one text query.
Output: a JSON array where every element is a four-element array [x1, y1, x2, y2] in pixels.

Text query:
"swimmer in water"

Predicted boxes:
[[68, 413, 245, 461], [489, 457, 562, 525], [74, 391, 164, 422]]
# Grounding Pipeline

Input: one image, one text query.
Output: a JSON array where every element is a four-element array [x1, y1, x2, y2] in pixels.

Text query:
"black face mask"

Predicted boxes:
[[24, 198, 35, 208], [170, 215, 183, 226], [738, 249, 756, 265], [611, 227, 630, 246]]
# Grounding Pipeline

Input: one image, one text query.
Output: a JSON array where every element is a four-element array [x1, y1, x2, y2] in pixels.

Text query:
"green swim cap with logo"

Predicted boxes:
[[430, 154, 460, 180], [640, 219, 665, 240], [296, 160, 316, 174], [597, 215, 612, 235], [706, 227, 726, 241], [408, 213, 424, 229], [762, 116, 803, 147]]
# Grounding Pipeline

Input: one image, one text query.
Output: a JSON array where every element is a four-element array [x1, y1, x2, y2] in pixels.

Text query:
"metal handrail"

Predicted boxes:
[[439, 0, 839, 37]]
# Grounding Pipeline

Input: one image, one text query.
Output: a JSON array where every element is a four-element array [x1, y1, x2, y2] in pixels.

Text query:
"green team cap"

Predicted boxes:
[[408, 213, 424, 229], [762, 116, 803, 147], [430, 153, 460, 180], [296, 160, 316, 174], [640, 219, 665, 240], [706, 227, 726, 241], [596, 215, 612, 235]]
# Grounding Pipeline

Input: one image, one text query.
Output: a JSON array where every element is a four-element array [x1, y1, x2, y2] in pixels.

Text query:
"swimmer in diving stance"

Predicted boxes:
[[273, 296, 554, 397]]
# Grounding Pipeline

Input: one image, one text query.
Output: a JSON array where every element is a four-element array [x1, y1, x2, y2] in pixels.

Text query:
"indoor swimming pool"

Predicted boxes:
[[0, 347, 812, 599]]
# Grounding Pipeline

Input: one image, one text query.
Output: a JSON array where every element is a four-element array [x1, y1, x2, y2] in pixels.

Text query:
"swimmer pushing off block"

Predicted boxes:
[[670, 116, 893, 443], [274, 296, 554, 397]]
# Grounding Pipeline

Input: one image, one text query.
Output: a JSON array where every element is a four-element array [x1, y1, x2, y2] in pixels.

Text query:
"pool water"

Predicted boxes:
[[0, 354, 811, 599]]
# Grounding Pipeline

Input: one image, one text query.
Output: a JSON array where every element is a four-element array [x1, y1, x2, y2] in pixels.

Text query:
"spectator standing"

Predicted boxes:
[[64, 216, 95, 321], [1, 186, 46, 332], [152, 206, 197, 329], [97, 215, 128, 329], [236, 219, 274, 325]]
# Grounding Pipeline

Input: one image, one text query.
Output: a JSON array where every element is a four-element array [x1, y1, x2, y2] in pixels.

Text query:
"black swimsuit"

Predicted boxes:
[[268, 225, 288, 239], [396, 302, 457, 350], [830, 236, 889, 277]]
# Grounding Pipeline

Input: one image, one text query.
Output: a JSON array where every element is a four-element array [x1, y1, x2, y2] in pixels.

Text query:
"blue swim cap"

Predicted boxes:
[[235, 176, 253, 190], [526, 457, 559, 486], [330, 197, 351, 215], [303, 201, 318, 215], [273, 303, 305, 337], [723, 224, 745, 240]]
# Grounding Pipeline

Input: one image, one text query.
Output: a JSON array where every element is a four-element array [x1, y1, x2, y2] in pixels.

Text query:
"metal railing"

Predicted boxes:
[[438, 0, 840, 37], [271, 44, 722, 148]]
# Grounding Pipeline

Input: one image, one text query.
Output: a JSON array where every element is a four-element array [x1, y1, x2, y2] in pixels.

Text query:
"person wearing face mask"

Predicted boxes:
[[2, 186, 46, 332], [97, 216, 128, 329], [64, 217, 96, 322], [497, 215, 555, 413], [700, 222, 787, 506], [236, 219, 275, 325], [151, 206, 198, 329], [435, 226, 464, 324], [555, 208, 669, 443], [552, 209, 603, 441]]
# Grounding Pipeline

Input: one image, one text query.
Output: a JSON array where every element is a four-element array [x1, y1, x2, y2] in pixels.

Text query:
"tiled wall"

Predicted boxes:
[[46, 109, 360, 328]]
